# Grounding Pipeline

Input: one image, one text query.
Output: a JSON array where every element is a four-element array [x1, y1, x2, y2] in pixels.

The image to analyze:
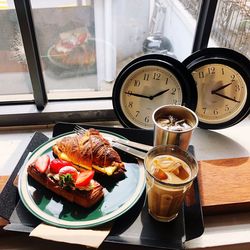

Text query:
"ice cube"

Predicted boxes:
[[153, 167, 168, 180], [172, 162, 189, 180]]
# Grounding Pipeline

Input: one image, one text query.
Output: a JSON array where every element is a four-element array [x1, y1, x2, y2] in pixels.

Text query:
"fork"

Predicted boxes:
[[73, 124, 152, 152]]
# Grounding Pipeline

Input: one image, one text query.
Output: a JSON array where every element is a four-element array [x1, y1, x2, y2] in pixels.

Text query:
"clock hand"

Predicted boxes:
[[213, 92, 240, 103], [124, 91, 151, 99], [211, 82, 232, 94], [150, 89, 170, 99]]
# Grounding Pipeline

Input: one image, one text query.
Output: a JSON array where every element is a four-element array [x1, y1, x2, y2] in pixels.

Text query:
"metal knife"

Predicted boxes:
[[106, 136, 152, 152], [112, 142, 147, 159]]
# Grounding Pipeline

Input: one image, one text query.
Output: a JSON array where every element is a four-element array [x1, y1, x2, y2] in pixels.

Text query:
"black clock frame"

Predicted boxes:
[[112, 54, 197, 129], [183, 47, 250, 129]]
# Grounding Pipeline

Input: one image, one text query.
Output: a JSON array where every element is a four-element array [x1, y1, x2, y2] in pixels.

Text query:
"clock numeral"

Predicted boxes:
[[126, 90, 132, 96], [171, 88, 176, 95], [144, 73, 149, 81], [145, 116, 150, 123], [221, 68, 225, 75], [231, 74, 236, 82], [165, 78, 169, 85], [213, 108, 218, 115], [128, 101, 133, 108], [208, 67, 215, 74], [134, 80, 140, 87], [202, 107, 206, 114], [173, 99, 178, 104], [225, 105, 230, 112], [235, 84, 241, 92], [199, 71, 205, 78], [135, 111, 140, 117], [153, 72, 161, 80]]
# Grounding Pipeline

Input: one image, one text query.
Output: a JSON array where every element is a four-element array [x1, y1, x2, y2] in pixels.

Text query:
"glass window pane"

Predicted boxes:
[[209, 0, 250, 59], [29, 0, 200, 101], [0, 1, 33, 102]]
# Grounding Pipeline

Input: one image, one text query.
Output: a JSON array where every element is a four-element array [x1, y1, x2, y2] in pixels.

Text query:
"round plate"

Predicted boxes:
[[47, 39, 96, 72], [18, 131, 145, 228], [47, 46, 76, 69]]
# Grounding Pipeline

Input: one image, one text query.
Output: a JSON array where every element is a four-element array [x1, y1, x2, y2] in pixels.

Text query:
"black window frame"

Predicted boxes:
[[0, 0, 219, 127]]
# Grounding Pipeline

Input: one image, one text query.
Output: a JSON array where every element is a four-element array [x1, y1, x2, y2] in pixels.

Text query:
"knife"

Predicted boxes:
[[112, 142, 147, 160], [105, 136, 152, 152]]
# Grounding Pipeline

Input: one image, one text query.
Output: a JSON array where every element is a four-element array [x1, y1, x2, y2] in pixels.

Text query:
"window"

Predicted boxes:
[[0, 0, 248, 126], [209, 0, 250, 59], [0, 2, 33, 102]]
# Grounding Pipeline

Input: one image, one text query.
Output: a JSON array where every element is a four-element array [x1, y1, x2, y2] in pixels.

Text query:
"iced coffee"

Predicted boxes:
[[144, 145, 198, 222]]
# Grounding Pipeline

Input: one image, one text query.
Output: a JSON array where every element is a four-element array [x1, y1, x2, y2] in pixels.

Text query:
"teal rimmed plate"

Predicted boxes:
[[18, 131, 145, 228]]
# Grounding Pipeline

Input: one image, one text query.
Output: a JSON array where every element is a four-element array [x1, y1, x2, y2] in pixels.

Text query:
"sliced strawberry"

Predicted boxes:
[[75, 170, 95, 188], [50, 159, 72, 174], [59, 166, 78, 181], [34, 154, 50, 173], [77, 33, 87, 44]]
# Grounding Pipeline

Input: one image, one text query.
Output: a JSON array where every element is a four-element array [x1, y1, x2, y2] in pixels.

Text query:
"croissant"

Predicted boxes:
[[52, 128, 125, 176]]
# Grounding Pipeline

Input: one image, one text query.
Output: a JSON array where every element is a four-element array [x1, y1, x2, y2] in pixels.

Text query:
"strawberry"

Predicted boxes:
[[58, 166, 78, 188], [34, 154, 50, 173], [75, 170, 95, 188], [50, 159, 72, 174], [59, 166, 78, 181], [77, 33, 87, 44]]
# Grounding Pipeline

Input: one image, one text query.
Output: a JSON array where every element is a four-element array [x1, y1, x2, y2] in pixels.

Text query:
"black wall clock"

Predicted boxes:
[[183, 48, 250, 129], [112, 54, 197, 129]]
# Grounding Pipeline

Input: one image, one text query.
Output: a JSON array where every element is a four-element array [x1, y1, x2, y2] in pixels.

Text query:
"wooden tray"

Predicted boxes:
[[198, 156, 250, 215]]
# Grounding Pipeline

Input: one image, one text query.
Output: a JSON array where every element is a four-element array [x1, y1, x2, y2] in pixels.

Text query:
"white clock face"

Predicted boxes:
[[192, 63, 247, 124], [120, 65, 183, 129]]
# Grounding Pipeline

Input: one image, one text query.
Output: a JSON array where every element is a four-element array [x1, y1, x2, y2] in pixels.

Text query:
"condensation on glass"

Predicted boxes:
[[0, 0, 33, 101]]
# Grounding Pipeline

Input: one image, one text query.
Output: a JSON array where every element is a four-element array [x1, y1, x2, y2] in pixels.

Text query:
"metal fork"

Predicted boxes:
[[73, 124, 152, 153]]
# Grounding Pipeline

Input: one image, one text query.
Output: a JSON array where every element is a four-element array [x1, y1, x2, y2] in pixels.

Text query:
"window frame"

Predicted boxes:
[[0, 0, 219, 127]]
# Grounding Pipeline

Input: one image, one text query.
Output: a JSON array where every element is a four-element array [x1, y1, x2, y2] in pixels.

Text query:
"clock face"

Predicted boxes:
[[112, 54, 197, 129], [183, 47, 250, 129], [192, 63, 248, 124], [120, 65, 183, 129]]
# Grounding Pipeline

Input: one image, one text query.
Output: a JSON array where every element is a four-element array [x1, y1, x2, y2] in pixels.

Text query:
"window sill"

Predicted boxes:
[[0, 99, 118, 127]]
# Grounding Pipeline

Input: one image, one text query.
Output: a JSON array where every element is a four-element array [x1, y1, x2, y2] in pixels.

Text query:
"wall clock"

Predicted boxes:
[[183, 48, 250, 129], [112, 54, 197, 129]]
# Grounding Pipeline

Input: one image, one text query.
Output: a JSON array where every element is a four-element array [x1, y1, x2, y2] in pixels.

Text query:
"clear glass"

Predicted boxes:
[[144, 144, 198, 222], [0, 2, 33, 101], [209, 0, 250, 59]]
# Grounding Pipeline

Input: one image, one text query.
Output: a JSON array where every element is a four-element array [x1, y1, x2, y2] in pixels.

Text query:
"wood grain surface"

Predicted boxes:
[[198, 156, 250, 214], [0, 176, 10, 227], [0, 176, 8, 193]]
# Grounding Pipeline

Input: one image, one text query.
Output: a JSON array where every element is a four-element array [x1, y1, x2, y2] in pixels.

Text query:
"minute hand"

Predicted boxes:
[[151, 89, 170, 99], [213, 92, 240, 103]]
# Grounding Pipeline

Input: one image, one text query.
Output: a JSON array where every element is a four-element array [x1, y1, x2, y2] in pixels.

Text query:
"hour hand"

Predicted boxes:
[[124, 91, 150, 99]]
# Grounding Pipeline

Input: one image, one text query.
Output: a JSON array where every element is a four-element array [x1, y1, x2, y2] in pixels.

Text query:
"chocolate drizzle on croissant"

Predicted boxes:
[[52, 128, 125, 176]]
